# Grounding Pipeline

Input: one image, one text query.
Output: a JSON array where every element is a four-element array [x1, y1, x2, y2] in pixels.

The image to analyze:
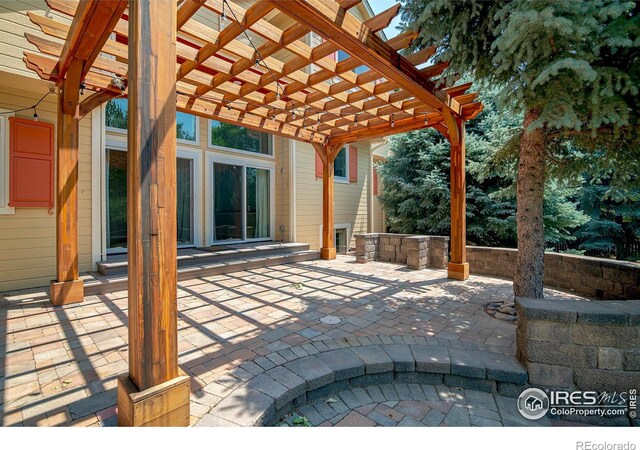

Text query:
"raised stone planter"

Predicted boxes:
[[468, 246, 640, 300], [354, 233, 449, 270], [516, 297, 640, 392]]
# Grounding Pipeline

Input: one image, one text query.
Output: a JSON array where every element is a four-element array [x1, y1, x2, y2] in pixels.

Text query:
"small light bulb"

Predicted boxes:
[[391, 114, 395, 128], [255, 57, 260, 67], [424, 116, 429, 125], [354, 115, 358, 125], [33, 110, 38, 121], [220, 3, 227, 27], [276, 92, 281, 101]]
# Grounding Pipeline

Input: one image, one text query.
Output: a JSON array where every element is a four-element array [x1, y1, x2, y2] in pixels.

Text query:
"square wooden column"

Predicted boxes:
[[314, 143, 340, 260], [117, 0, 189, 427], [51, 63, 84, 306], [448, 118, 469, 280]]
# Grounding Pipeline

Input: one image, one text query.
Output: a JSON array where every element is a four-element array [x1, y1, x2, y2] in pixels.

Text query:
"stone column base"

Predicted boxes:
[[320, 247, 336, 260], [448, 262, 469, 280], [117, 369, 190, 427], [50, 279, 84, 306]]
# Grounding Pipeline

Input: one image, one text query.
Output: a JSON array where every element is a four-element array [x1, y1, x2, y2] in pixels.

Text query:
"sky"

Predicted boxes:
[[368, 0, 403, 39]]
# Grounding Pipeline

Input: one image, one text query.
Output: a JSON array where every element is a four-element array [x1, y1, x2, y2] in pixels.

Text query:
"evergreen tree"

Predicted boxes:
[[401, 0, 640, 298], [377, 92, 588, 246], [577, 174, 640, 259]]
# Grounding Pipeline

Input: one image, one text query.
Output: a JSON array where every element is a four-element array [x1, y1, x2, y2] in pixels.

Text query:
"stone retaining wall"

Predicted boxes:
[[468, 246, 640, 300], [516, 297, 640, 392], [355, 233, 449, 270]]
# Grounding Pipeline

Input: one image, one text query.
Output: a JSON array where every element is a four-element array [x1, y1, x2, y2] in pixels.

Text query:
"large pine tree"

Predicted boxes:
[[401, 0, 640, 298]]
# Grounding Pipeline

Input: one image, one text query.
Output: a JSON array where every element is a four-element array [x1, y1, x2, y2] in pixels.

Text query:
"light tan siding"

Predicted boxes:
[[295, 141, 371, 250], [0, 77, 94, 291], [274, 136, 290, 242]]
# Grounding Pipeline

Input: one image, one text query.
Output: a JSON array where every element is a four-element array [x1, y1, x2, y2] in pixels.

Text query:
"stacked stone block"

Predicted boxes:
[[355, 234, 379, 264], [516, 297, 640, 392], [354, 233, 449, 271], [428, 237, 449, 269], [405, 236, 428, 270], [467, 246, 640, 300]]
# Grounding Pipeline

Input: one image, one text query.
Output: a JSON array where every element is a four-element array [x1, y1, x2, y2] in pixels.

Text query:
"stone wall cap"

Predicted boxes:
[[516, 297, 640, 325]]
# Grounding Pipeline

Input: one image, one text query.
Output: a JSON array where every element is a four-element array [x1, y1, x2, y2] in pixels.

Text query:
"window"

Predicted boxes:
[[336, 228, 348, 253], [209, 120, 272, 155], [334, 146, 348, 180], [105, 98, 128, 130], [177, 112, 198, 143], [105, 99, 198, 143]]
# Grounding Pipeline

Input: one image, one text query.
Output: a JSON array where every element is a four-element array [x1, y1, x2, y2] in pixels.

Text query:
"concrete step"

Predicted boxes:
[[96, 242, 311, 276], [84, 249, 319, 296]]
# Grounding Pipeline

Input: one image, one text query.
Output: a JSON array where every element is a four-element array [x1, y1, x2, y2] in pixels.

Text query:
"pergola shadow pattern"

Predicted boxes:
[[0, 257, 586, 427]]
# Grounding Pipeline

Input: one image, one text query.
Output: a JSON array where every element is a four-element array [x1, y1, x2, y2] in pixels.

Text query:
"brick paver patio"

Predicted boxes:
[[0, 256, 586, 426]]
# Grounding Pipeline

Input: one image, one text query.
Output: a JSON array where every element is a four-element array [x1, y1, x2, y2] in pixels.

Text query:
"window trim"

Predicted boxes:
[[334, 145, 349, 183], [0, 110, 15, 215], [207, 119, 275, 159]]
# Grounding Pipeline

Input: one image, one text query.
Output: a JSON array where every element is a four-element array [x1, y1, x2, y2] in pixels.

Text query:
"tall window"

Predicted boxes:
[[334, 146, 347, 180], [105, 99, 198, 143], [209, 120, 272, 155]]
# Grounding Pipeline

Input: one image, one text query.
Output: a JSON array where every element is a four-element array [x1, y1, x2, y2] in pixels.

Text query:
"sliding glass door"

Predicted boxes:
[[212, 163, 272, 243], [106, 149, 195, 252]]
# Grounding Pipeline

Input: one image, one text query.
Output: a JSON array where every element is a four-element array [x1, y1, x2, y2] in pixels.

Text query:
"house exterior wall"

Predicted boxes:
[[294, 141, 372, 251], [0, 74, 95, 292], [0, 1, 386, 291]]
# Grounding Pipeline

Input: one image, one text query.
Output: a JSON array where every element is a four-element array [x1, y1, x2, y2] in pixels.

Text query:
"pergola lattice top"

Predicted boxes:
[[23, 0, 483, 147]]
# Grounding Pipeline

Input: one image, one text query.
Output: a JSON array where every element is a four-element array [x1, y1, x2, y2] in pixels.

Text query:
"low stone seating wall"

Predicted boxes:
[[467, 246, 640, 299], [516, 297, 640, 392], [354, 233, 449, 270], [196, 341, 527, 426]]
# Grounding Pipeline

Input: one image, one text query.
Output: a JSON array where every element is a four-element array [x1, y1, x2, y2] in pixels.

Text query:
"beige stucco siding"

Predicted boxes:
[[295, 141, 371, 251], [0, 77, 94, 291]]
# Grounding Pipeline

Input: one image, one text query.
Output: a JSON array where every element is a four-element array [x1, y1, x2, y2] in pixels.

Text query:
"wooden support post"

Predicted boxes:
[[448, 119, 469, 280], [117, 0, 189, 427], [50, 62, 84, 306], [314, 143, 341, 260]]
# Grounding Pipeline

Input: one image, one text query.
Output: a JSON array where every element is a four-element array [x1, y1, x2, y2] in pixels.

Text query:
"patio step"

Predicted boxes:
[[84, 247, 319, 296], [96, 242, 312, 276]]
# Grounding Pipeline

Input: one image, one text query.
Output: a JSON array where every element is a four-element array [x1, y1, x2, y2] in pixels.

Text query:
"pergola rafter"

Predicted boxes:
[[22, 0, 482, 427], [25, 0, 482, 147]]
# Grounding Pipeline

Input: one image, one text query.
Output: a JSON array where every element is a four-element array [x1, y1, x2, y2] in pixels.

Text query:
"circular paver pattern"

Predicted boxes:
[[275, 383, 551, 427]]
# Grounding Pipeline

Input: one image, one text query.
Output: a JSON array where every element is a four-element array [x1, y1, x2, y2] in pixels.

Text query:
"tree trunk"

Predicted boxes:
[[513, 109, 546, 298]]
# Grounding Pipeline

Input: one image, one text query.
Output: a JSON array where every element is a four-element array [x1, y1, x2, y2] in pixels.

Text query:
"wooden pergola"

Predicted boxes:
[[23, 0, 482, 426]]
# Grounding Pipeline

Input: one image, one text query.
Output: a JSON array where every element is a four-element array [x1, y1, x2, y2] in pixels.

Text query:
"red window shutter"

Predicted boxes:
[[9, 117, 55, 208], [349, 145, 357, 183], [315, 150, 323, 178], [373, 166, 379, 195]]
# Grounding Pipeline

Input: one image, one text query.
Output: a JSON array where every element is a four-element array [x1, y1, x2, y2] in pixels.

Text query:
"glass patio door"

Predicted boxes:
[[106, 149, 195, 252], [212, 163, 271, 242]]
